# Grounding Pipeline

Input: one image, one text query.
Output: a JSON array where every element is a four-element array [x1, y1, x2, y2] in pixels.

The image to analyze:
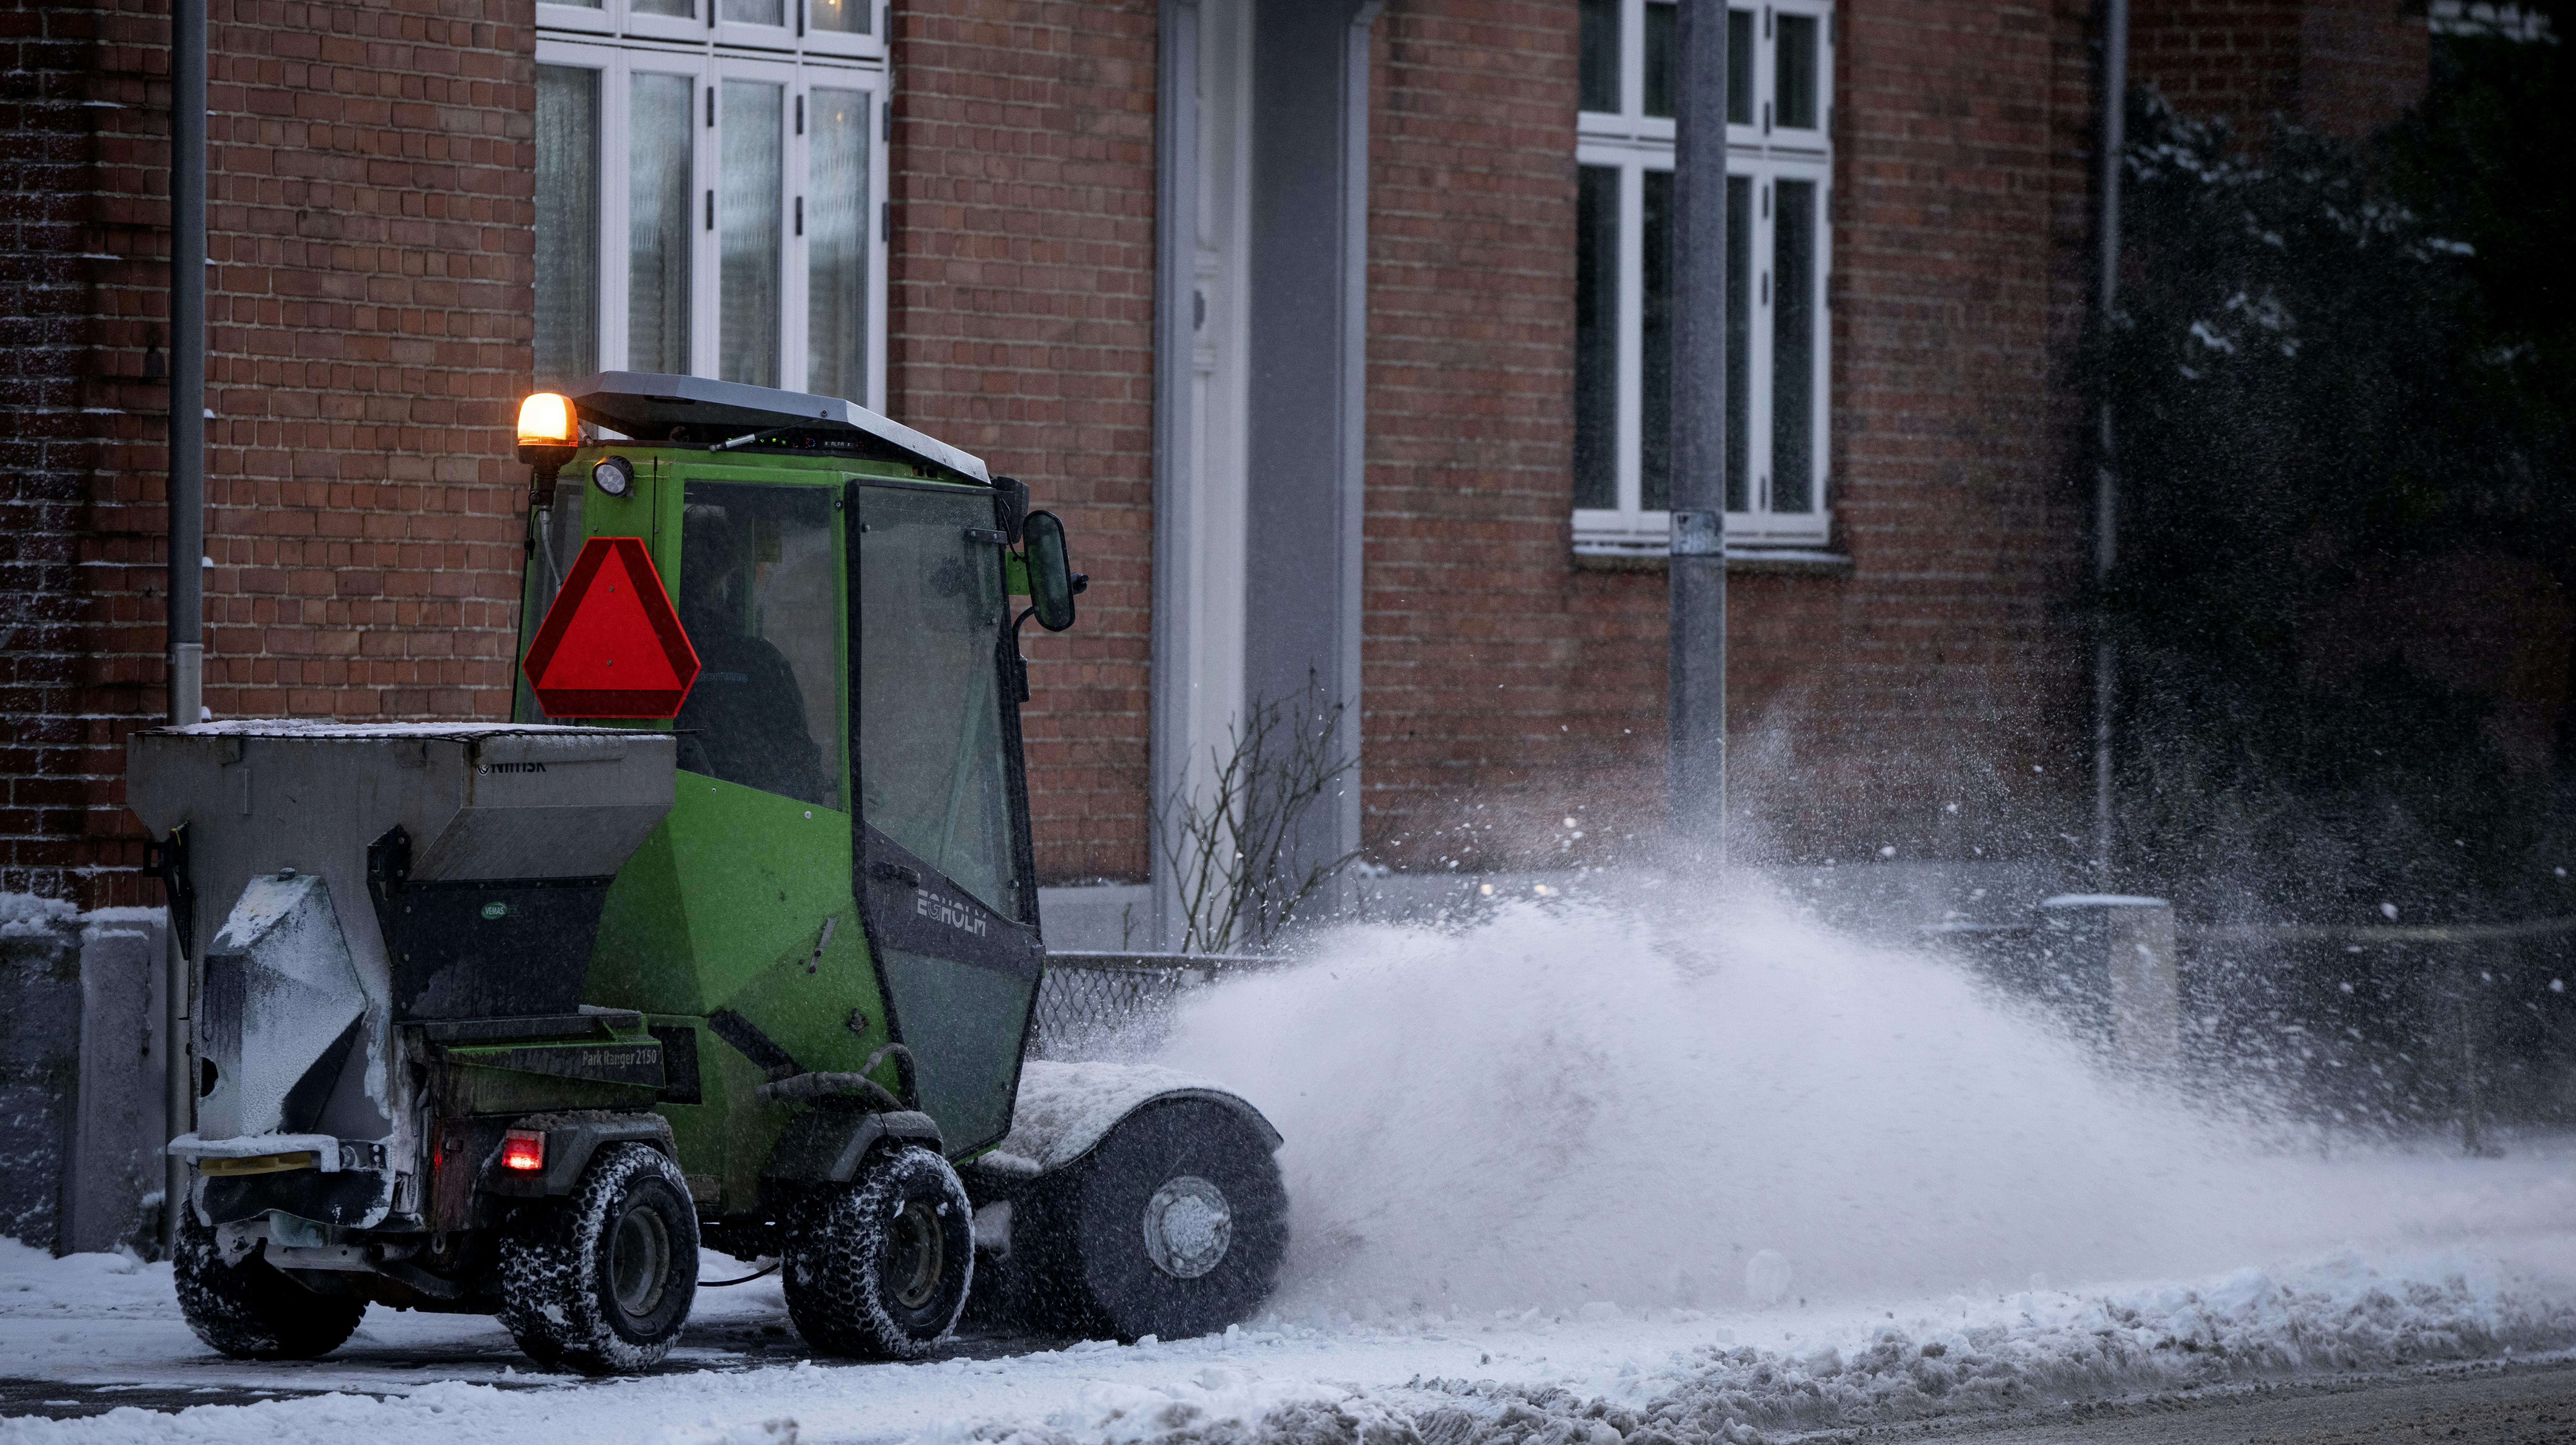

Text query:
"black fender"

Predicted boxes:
[[761, 1109, 944, 1185], [1050, 1089, 1282, 1172], [480, 1110, 675, 1198], [973, 1062, 1282, 1195]]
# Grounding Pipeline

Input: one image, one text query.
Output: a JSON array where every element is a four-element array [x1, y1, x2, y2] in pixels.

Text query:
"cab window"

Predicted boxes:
[[675, 482, 843, 811], [856, 485, 1019, 921]]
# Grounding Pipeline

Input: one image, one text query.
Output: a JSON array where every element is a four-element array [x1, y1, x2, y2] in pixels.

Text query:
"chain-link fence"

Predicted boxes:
[[1932, 909, 2576, 1150], [2177, 917, 2576, 1150], [1028, 952, 1267, 1061]]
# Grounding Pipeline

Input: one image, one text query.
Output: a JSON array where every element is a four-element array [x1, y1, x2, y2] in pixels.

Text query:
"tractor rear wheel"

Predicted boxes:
[[782, 1144, 973, 1358], [173, 1206, 366, 1360], [496, 1143, 700, 1374], [1026, 1098, 1287, 1341]]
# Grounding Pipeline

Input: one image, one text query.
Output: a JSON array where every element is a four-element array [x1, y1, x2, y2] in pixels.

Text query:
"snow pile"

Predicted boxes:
[[928, 1363, 1421, 1445], [0, 892, 78, 940], [0, 1237, 165, 1315], [0, 1379, 807, 1445], [0, 894, 158, 946], [80, 906, 167, 936]]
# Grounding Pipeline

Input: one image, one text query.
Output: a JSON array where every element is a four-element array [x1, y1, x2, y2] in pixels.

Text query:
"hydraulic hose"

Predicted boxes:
[[750, 1043, 916, 1112]]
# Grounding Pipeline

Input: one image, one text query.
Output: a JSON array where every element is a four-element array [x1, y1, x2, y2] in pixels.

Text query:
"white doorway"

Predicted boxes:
[[1179, 0, 1252, 809]]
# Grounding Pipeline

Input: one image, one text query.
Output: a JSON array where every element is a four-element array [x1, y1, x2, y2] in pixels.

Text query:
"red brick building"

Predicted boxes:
[[1, 0, 2432, 936]]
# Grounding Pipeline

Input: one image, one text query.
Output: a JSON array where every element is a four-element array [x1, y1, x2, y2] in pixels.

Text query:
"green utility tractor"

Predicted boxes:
[[125, 374, 1286, 1374]]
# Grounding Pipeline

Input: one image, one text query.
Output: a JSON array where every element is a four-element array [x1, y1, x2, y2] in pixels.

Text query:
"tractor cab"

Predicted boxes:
[[511, 372, 1083, 1180]]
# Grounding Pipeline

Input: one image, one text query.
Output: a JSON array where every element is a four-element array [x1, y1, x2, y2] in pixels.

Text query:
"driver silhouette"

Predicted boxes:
[[675, 507, 836, 809]]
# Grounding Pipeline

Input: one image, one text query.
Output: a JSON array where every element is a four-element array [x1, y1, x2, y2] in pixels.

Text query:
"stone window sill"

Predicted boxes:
[[1571, 547, 1853, 577]]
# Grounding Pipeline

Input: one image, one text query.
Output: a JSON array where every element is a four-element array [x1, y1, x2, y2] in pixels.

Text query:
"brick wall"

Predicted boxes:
[[23, 0, 1177, 898], [1755, 0, 2096, 863], [2130, 0, 2305, 125], [2131, 0, 2427, 139], [888, 0, 1161, 886], [1359, 0, 1668, 873], [1356, 0, 2098, 873], [192, 0, 531, 728], [0, 0, 535, 909], [2295, 0, 2426, 139], [7, 0, 2210, 900], [0, 0, 116, 904]]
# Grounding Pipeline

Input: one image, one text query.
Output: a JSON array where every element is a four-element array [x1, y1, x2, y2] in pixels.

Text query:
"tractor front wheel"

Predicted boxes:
[[782, 1144, 973, 1358], [173, 1206, 366, 1360], [496, 1143, 700, 1374]]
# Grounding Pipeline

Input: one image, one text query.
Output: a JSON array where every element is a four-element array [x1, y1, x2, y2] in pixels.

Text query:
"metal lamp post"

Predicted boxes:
[[1668, 0, 1728, 866]]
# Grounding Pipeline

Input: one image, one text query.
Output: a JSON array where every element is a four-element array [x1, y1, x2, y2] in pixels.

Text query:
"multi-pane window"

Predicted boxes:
[[534, 0, 887, 410], [1575, 0, 1832, 554]]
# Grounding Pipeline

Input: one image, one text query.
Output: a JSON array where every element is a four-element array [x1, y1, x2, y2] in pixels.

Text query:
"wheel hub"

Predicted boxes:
[[887, 1200, 945, 1310], [607, 1200, 671, 1320], [1142, 1175, 1232, 1280]]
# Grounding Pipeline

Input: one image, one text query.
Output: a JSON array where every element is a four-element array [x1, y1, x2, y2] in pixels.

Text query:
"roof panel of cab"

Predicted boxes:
[[563, 371, 991, 483]]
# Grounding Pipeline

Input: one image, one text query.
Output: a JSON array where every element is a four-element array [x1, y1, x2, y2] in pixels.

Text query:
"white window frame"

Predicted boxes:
[[537, 0, 887, 60], [1574, 0, 1833, 555], [537, 18, 888, 411]]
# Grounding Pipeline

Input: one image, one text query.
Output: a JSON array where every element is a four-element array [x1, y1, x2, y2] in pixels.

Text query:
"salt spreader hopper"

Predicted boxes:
[[126, 374, 1286, 1373]]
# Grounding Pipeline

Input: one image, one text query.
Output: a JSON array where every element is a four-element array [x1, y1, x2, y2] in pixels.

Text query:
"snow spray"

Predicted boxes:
[[1152, 886, 2549, 1315]]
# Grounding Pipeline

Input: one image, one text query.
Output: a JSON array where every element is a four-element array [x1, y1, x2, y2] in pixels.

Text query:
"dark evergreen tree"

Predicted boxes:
[[2102, 24, 2576, 925]]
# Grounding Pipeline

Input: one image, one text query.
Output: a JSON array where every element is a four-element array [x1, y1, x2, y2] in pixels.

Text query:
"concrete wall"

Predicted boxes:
[[0, 903, 83, 1250], [0, 901, 166, 1255], [69, 909, 168, 1255]]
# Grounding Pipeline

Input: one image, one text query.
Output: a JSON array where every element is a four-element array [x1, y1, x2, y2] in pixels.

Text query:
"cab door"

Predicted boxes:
[[848, 478, 1045, 1158]]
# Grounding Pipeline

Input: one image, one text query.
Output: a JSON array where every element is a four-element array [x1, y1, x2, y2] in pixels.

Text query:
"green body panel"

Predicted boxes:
[[428, 1025, 665, 1116], [642, 1011, 784, 1207], [516, 440, 1027, 1216], [592, 778, 865, 1015]]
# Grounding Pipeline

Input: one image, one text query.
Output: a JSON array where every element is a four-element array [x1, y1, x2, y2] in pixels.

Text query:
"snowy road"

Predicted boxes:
[[1909, 1357, 2576, 1443], [8, 1208, 2576, 1444]]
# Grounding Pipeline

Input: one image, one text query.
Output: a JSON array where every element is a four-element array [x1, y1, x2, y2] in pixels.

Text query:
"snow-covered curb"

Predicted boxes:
[[1415, 1257, 2576, 1445], [942, 1250, 2576, 1445]]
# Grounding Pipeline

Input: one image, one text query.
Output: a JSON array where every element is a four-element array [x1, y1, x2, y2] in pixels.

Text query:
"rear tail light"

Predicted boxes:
[[500, 1129, 546, 1173]]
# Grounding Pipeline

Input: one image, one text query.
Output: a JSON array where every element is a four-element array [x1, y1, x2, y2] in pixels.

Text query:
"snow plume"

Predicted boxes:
[[1155, 887, 2543, 1315]]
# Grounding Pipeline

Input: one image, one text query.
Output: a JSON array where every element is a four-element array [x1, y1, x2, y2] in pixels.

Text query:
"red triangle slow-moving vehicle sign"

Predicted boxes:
[[522, 536, 701, 719]]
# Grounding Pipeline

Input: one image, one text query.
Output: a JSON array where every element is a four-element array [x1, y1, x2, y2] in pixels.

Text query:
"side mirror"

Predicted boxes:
[[1022, 510, 1078, 633]]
